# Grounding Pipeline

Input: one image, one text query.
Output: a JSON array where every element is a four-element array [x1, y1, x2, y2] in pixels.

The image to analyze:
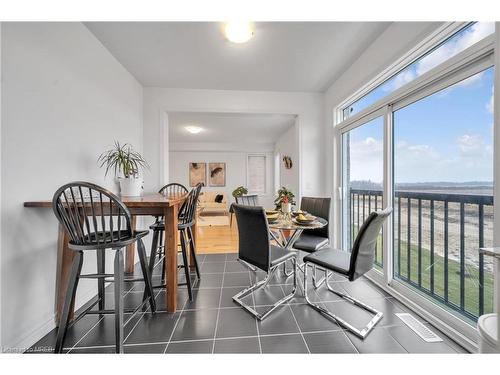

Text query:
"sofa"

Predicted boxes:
[[198, 191, 228, 215]]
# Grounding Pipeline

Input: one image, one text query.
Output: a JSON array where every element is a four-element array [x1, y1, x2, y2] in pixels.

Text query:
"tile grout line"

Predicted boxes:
[[163, 252, 206, 353], [66, 316, 105, 353], [122, 289, 161, 344], [72, 327, 352, 350], [67, 265, 147, 353], [248, 265, 262, 354], [381, 326, 410, 354], [305, 271, 359, 354], [162, 292, 188, 353], [211, 256, 227, 353], [279, 284, 311, 354]]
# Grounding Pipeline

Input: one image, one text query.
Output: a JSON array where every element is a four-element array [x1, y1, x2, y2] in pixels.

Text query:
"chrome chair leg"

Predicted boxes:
[[233, 258, 297, 321], [303, 263, 383, 339], [237, 258, 258, 272], [312, 265, 327, 289]]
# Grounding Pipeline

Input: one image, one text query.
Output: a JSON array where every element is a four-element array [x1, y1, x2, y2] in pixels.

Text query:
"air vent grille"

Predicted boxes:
[[396, 313, 443, 342]]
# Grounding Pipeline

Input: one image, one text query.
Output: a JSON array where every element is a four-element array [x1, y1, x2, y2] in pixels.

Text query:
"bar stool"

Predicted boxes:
[[150, 183, 189, 282], [148, 183, 202, 301], [52, 181, 156, 353]]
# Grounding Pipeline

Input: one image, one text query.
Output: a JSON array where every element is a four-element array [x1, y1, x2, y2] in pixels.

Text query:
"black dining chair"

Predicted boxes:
[[232, 204, 297, 320], [52, 181, 156, 353], [230, 194, 259, 227], [293, 197, 331, 252], [291, 196, 331, 286], [303, 208, 392, 339], [148, 183, 202, 301]]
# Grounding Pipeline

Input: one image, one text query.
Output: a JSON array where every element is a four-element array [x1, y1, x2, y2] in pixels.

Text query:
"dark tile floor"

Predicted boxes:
[[28, 252, 468, 354]]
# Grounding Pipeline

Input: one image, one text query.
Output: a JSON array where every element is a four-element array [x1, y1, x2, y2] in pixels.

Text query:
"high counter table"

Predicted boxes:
[[24, 192, 189, 322]]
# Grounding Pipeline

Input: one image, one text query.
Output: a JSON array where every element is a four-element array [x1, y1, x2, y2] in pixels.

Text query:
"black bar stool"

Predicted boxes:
[[52, 181, 156, 353], [150, 183, 189, 282], [148, 183, 202, 301]]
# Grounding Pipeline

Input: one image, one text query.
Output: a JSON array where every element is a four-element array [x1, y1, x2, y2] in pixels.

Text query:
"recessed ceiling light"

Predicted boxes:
[[185, 126, 203, 134], [223, 22, 254, 44]]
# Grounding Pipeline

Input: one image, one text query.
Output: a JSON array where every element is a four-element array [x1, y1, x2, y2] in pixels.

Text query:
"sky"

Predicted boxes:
[[345, 22, 494, 185]]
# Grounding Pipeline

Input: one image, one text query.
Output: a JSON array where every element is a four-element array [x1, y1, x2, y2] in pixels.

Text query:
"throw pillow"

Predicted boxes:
[[215, 194, 223, 203]]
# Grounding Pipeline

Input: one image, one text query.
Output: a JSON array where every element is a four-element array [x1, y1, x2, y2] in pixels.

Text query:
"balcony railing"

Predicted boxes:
[[348, 188, 494, 321]]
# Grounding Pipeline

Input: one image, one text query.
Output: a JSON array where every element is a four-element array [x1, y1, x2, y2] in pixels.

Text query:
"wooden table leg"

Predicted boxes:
[[55, 224, 74, 325], [165, 204, 179, 313], [125, 215, 137, 274]]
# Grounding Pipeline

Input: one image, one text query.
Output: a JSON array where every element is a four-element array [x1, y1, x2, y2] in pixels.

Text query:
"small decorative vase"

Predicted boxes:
[[281, 202, 292, 213], [118, 176, 143, 197]]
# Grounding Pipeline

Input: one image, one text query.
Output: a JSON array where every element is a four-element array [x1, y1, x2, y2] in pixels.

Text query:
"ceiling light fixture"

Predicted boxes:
[[223, 22, 254, 44], [185, 125, 203, 134]]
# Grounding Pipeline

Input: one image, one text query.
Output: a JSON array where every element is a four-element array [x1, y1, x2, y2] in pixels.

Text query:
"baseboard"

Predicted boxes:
[[5, 287, 97, 353]]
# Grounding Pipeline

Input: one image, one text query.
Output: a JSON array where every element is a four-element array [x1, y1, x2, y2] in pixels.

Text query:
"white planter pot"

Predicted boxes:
[[119, 177, 143, 197], [281, 202, 292, 213]]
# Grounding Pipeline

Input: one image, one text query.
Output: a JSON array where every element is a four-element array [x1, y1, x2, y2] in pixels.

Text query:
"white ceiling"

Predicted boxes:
[[85, 22, 391, 92], [168, 112, 296, 143]]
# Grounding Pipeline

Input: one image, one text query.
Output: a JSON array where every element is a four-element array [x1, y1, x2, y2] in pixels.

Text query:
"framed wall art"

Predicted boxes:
[[189, 162, 206, 187], [208, 162, 226, 187]]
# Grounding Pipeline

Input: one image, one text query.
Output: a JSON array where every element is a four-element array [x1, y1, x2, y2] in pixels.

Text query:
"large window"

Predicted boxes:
[[336, 22, 496, 342], [393, 67, 494, 321], [247, 155, 266, 194], [343, 22, 494, 120]]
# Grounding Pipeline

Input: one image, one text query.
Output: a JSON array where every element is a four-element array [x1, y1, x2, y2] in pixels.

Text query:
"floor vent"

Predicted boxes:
[[396, 313, 443, 342]]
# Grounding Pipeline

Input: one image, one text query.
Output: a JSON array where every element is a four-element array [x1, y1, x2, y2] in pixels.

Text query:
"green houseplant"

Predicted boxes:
[[232, 186, 248, 198], [98, 141, 149, 196], [274, 186, 296, 210]]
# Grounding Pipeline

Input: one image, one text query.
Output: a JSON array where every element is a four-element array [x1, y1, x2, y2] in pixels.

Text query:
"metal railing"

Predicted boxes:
[[348, 188, 494, 321]]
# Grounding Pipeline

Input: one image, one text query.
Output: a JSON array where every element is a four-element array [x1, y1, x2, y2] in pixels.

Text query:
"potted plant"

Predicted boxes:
[[98, 141, 149, 197], [232, 186, 248, 198], [274, 186, 296, 211]]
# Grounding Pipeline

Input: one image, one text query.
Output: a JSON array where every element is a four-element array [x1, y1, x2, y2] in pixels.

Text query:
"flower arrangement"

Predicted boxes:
[[274, 186, 295, 210]]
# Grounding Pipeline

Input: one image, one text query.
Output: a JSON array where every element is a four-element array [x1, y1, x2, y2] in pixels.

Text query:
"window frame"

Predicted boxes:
[[337, 22, 473, 124], [333, 26, 496, 351], [246, 153, 267, 195]]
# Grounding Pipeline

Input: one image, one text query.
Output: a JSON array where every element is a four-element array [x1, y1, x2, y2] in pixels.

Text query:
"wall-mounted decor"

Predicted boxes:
[[189, 162, 206, 187], [282, 155, 293, 169], [208, 162, 226, 187]]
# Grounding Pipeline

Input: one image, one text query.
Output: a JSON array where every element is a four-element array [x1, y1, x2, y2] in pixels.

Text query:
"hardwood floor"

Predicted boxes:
[[195, 223, 238, 254]]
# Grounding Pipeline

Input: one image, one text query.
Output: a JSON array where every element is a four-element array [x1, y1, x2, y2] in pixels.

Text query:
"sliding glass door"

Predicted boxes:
[[342, 115, 384, 268], [337, 27, 496, 340], [393, 67, 495, 322]]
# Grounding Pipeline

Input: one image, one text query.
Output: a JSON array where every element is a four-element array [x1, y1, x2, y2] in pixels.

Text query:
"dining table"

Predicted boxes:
[[24, 192, 191, 323], [267, 214, 328, 292], [268, 215, 328, 250]]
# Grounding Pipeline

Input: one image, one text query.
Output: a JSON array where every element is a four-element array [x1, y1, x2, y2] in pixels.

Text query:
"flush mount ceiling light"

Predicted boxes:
[[185, 125, 203, 134], [223, 22, 254, 44]]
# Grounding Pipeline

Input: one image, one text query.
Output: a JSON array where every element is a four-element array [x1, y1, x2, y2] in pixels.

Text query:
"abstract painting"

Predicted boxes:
[[208, 162, 226, 187], [189, 162, 206, 187]]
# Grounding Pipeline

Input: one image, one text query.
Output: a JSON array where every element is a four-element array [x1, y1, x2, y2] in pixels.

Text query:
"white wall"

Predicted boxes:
[[1, 22, 143, 350], [170, 142, 275, 208], [143, 88, 325, 202], [274, 122, 299, 197], [323, 22, 442, 246]]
